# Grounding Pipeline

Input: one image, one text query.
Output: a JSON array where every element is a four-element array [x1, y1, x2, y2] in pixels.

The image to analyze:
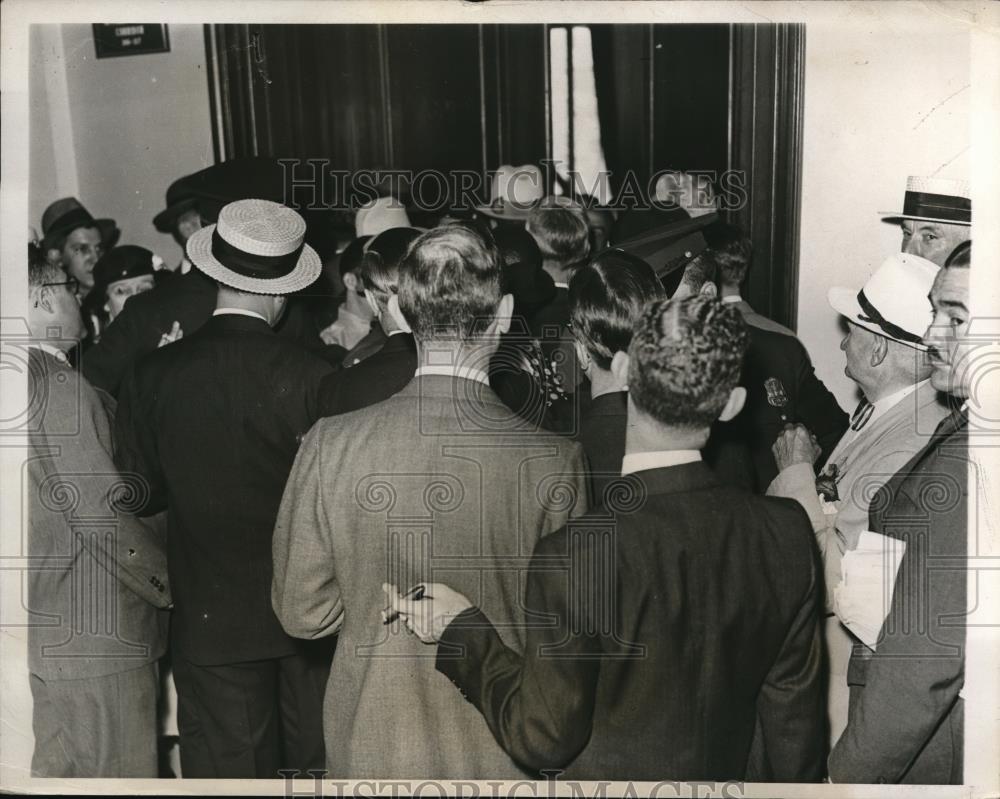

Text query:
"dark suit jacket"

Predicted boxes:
[[83, 270, 327, 397], [318, 331, 416, 416], [114, 314, 334, 665], [530, 286, 584, 390], [438, 461, 825, 781], [828, 410, 968, 784], [572, 390, 628, 504], [27, 349, 170, 681], [706, 321, 848, 492]]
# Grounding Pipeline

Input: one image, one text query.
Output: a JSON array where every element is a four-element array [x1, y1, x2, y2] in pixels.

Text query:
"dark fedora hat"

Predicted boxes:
[[41, 197, 120, 251], [153, 173, 205, 233], [85, 245, 159, 305]]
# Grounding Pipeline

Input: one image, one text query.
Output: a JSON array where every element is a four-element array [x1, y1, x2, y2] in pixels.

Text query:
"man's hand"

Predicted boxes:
[[157, 321, 183, 348], [382, 582, 473, 644], [772, 423, 822, 471]]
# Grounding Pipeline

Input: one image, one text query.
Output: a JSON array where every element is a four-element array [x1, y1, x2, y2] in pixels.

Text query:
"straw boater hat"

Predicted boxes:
[[827, 252, 940, 350], [477, 164, 546, 220], [355, 196, 412, 238], [186, 199, 321, 294], [880, 176, 971, 226]]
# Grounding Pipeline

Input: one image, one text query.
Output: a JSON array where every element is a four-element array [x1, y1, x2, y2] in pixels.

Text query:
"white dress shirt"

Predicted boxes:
[[621, 449, 701, 476], [213, 308, 269, 323]]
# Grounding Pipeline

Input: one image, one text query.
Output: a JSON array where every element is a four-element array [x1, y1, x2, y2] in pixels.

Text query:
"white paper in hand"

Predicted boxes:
[[833, 531, 907, 650]]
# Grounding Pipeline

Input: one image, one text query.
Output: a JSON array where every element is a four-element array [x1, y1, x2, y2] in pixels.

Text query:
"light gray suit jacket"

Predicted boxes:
[[768, 380, 949, 610], [272, 375, 587, 779], [26, 349, 170, 681]]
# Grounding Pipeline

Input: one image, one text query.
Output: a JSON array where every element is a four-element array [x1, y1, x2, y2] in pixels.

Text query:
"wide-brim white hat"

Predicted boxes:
[[477, 164, 546, 220], [355, 196, 412, 238], [828, 252, 940, 350], [187, 198, 321, 295], [879, 175, 971, 226]]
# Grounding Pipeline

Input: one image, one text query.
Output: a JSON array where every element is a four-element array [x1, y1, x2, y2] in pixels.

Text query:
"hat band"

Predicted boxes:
[[901, 190, 971, 223], [211, 229, 303, 279], [45, 207, 97, 238], [856, 289, 922, 345]]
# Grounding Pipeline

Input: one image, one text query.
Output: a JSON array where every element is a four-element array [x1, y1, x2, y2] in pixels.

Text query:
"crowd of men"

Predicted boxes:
[[25, 162, 972, 785]]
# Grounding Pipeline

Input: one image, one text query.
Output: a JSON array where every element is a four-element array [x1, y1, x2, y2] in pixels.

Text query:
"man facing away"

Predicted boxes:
[[566, 247, 665, 503], [25, 257, 171, 777], [272, 225, 588, 779], [114, 199, 335, 778], [767, 252, 949, 746], [828, 242, 972, 784], [706, 223, 848, 491], [388, 295, 825, 782]]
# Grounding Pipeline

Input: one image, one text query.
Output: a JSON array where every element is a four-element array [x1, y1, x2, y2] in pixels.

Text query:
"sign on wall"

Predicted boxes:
[[93, 24, 170, 58]]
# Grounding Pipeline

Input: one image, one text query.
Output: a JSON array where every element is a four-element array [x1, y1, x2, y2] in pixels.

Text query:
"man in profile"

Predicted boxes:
[[272, 225, 587, 779], [389, 295, 825, 782]]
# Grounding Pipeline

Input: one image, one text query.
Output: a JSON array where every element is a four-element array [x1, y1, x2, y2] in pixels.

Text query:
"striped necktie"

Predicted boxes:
[[850, 399, 874, 431]]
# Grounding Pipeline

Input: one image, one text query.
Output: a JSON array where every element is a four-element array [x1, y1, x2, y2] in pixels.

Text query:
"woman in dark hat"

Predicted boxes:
[[82, 245, 163, 343]]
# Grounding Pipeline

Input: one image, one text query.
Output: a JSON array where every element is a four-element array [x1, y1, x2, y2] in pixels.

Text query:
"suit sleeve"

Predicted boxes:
[[81, 300, 148, 397], [113, 366, 168, 515], [271, 425, 344, 639], [792, 343, 848, 465], [41, 374, 172, 608], [828, 465, 967, 783], [750, 518, 826, 782], [436, 530, 601, 773]]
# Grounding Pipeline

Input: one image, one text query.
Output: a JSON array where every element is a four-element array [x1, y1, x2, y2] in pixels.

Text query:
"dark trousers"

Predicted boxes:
[[30, 664, 159, 777], [173, 643, 332, 778]]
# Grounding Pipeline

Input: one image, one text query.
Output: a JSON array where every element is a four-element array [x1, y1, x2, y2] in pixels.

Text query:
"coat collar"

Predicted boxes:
[[624, 460, 721, 498]]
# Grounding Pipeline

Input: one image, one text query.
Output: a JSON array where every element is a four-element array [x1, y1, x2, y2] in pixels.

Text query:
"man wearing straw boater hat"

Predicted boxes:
[[114, 199, 335, 778], [881, 175, 970, 266], [766, 252, 950, 752]]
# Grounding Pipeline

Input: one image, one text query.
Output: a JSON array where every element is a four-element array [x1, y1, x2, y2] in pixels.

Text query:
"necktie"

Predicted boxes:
[[932, 406, 968, 440], [850, 399, 874, 431]]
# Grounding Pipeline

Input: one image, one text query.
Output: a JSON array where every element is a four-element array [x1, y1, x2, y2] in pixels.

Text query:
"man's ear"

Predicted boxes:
[[34, 286, 55, 314], [386, 293, 411, 334], [46, 249, 62, 267], [573, 339, 591, 376], [610, 350, 630, 388], [343, 272, 358, 292], [492, 293, 514, 337], [699, 281, 718, 298], [718, 386, 747, 422], [364, 289, 380, 319], [870, 334, 889, 367]]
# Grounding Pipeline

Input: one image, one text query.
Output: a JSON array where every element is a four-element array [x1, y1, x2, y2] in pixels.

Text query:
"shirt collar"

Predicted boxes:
[[213, 308, 269, 323], [27, 342, 71, 362], [554, 282, 570, 290], [387, 329, 409, 338], [870, 379, 929, 421], [621, 450, 701, 476], [720, 295, 742, 305], [414, 364, 491, 388]]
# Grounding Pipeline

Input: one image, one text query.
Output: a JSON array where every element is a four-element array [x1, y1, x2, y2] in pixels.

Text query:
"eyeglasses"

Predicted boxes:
[[42, 278, 80, 294]]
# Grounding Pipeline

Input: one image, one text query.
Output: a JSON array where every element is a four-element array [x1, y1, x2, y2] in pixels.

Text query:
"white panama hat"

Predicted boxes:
[[879, 176, 971, 226], [186, 198, 321, 295], [477, 164, 546, 220], [827, 252, 940, 350]]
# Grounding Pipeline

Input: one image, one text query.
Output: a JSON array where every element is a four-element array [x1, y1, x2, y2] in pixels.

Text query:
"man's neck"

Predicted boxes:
[[415, 340, 497, 370], [589, 366, 626, 400], [624, 401, 710, 454], [542, 261, 571, 287], [720, 284, 741, 300], [342, 293, 372, 321], [861, 373, 926, 404]]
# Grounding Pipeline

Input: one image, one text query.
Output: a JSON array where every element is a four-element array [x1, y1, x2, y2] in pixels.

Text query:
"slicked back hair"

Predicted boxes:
[[629, 295, 749, 429], [705, 223, 752, 287], [398, 225, 503, 343], [945, 240, 970, 269], [526, 203, 591, 270], [569, 249, 665, 371]]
